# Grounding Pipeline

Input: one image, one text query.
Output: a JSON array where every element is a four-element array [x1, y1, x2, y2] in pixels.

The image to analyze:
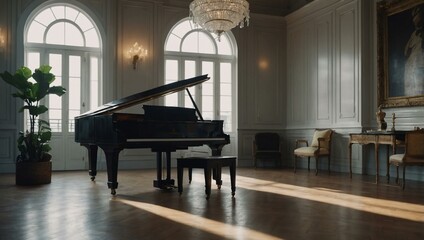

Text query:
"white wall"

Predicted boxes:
[[284, 0, 424, 182]]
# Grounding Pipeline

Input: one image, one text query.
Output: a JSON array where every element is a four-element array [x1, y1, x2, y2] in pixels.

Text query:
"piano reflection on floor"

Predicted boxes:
[[74, 75, 230, 195]]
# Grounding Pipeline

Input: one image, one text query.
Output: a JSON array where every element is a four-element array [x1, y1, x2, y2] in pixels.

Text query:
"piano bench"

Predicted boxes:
[[177, 156, 236, 200]]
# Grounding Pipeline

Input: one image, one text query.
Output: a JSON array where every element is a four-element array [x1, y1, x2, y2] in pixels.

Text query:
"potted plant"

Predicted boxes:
[[0, 65, 66, 185]]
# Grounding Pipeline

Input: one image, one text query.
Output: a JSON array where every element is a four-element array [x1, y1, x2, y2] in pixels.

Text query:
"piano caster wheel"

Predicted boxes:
[[90, 176, 95, 181], [111, 189, 116, 195]]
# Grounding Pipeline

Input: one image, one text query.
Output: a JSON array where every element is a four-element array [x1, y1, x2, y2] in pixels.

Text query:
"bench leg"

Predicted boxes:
[[214, 167, 223, 189], [188, 168, 193, 183], [177, 165, 183, 195], [230, 161, 236, 197], [204, 167, 212, 200]]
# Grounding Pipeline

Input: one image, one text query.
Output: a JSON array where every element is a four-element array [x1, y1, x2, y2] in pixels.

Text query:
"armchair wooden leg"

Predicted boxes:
[[315, 158, 318, 175], [308, 157, 310, 171], [402, 166, 406, 190], [328, 156, 331, 175], [395, 165, 399, 184], [294, 155, 297, 173]]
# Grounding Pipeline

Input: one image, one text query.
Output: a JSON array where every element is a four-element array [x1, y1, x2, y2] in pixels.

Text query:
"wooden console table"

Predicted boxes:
[[348, 131, 407, 183]]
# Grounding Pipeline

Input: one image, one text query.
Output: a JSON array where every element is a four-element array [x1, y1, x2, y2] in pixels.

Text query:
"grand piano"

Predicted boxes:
[[75, 75, 230, 194]]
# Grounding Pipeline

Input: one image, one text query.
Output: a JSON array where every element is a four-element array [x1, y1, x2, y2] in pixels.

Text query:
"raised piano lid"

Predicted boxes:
[[76, 74, 210, 118]]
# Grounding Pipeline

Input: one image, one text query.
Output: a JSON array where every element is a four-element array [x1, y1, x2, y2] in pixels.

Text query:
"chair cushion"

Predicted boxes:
[[389, 154, 404, 164], [294, 147, 329, 157], [390, 153, 424, 165], [311, 129, 332, 149]]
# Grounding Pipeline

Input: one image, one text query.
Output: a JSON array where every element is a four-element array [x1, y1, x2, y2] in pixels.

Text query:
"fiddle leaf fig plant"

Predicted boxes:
[[0, 65, 66, 162]]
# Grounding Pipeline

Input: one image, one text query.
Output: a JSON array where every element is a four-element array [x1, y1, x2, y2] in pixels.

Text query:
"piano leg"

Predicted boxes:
[[209, 144, 224, 157], [101, 146, 122, 195], [82, 144, 98, 181], [153, 151, 175, 189]]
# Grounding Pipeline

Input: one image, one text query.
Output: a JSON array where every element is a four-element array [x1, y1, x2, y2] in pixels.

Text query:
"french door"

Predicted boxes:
[[26, 49, 100, 170]]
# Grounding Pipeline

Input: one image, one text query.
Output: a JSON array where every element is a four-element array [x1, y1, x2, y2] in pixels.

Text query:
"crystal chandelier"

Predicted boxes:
[[189, 0, 250, 40]]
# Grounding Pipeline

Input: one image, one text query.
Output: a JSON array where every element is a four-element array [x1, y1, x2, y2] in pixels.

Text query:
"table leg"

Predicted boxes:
[[386, 145, 390, 183], [349, 142, 353, 178], [375, 143, 379, 183]]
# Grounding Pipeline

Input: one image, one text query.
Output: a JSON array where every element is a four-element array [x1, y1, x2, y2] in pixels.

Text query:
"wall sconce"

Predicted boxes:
[[128, 42, 147, 69], [0, 28, 5, 52]]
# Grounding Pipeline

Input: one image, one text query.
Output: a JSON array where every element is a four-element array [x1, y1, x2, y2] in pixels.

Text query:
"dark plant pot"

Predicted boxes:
[[16, 161, 52, 185]]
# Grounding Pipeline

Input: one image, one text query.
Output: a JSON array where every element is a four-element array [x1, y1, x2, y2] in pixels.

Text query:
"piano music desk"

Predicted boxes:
[[177, 156, 236, 199]]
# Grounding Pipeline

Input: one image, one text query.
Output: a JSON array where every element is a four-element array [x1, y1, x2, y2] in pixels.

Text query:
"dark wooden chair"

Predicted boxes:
[[253, 132, 282, 168]]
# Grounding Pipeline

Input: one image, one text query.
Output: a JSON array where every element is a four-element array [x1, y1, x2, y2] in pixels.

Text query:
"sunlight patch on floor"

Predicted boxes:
[[117, 198, 282, 240], [236, 175, 424, 222]]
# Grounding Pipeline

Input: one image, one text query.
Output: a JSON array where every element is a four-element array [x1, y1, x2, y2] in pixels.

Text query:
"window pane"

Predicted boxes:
[[198, 32, 215, 54], [165, 34, 181, 52], [165, 60, 179, 106], [69, 56, 81, 77], [27, 52, 40, 71], [65, 23, 84, 46], [49, 54, 62, 75], [75, 13, 93, 32], [181, 32, 198, 53], [202, 61, 214, 118], [90, 57, 99, 109], [184, 61, 196, 108], [220, 62, 232, 131], [35, 8, 56, 26], [65, 6, 78, 21], [49, 109, 62, 132], [69, 54, 81, 132], [46, 22, 65, 45], [84, 29, 100, 48], [217, 34, 232, 55], [165, 60, 179, 82], [51, 6, 65, 19], [27, 21, 46, 43], [202, 96, 213, 112], [172, 20, 192, 38], [69, 77, 81, 131]]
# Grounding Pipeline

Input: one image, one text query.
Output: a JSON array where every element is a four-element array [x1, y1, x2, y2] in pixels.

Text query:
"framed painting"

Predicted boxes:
[[377, 0, 424, 107]]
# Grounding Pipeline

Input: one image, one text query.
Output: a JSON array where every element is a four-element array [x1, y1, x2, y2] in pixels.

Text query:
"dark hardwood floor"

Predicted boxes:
[[0, 167, 423, 240]]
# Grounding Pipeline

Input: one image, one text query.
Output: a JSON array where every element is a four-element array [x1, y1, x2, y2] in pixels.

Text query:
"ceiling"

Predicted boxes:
[[248, 0, 315, 16], [167, 0, 315, 17]]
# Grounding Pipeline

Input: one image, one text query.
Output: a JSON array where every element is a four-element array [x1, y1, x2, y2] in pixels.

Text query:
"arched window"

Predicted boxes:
[[25, 4, 102, 133], [24, 3, 102, 170], [164, 18, 236, 134]]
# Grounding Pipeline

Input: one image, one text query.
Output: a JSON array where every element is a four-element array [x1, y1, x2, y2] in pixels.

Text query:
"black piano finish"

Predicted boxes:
[[74, 75, 230, 194]]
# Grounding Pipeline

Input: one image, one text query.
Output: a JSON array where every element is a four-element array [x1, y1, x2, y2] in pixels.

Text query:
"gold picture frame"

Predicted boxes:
[[377, 0, 424, 107]]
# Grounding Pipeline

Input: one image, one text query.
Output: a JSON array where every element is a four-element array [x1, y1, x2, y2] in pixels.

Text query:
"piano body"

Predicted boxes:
[[74, 75, 230, 194]]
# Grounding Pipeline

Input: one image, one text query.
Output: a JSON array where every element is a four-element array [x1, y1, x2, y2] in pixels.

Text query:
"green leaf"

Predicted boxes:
[[27, 105, 48, 116], [38, 65, 52, 74], [41, 144, 51, 152], [40, 131, 52, 142], [16, 66, 32, 79], [48, 86, 67, 96]]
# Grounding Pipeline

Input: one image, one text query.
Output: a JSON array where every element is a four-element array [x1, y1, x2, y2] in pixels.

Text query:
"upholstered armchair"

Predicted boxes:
[[253, 132, 282, 168], [293, 129, 333, 175], [389, 129, 424, 189]]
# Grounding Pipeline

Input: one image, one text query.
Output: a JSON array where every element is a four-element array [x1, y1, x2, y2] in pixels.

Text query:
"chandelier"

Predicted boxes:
[[189, 0, 250, 40]]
